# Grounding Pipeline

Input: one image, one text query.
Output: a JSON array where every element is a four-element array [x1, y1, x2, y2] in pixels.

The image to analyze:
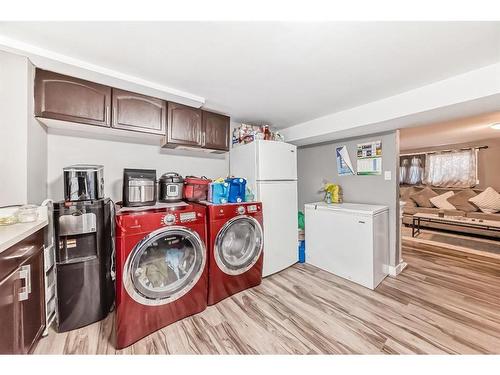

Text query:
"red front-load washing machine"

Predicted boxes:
[[115, 203, 208, 349], [199, 202, 264, 305]]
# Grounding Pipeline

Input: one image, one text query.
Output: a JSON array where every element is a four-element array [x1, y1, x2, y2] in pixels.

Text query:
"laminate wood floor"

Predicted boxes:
[[34, 244, 500, 354]]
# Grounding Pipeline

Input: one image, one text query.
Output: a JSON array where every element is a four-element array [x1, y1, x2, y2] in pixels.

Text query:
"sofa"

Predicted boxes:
[[400, 186, 500, 239]]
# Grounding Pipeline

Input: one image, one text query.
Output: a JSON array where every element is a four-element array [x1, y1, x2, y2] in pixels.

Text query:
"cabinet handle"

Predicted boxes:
[[26, 264, 31, 294], [18, 265, 31, 301], [105, 106, 110, 124], [358, 221, 365, 224]]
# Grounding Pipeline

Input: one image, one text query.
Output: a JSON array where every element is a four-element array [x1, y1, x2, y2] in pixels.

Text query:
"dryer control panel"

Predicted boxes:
[[210, 202, 262, 220]]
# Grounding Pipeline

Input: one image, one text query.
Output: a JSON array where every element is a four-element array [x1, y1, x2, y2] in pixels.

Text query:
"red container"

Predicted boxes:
[[183, 176, 212, 201]]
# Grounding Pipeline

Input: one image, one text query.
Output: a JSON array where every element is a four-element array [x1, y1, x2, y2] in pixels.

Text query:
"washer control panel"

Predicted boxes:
[[180, 211, 197, 223], [163, 214, 176, 225], [237, 206, 246, 215], [247, 205, 258, 213]]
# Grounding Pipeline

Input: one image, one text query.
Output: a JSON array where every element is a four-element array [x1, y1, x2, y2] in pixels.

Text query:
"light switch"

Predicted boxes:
[[384, 171, 392, 180]]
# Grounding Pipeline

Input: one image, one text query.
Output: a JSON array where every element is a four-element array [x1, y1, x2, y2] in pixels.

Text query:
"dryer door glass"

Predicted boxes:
[[215, 216, 263, 275], [124, 227, 206, 305]]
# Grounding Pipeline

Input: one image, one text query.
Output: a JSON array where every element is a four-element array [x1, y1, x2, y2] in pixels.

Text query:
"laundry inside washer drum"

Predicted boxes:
[[134, 236, 197, 293]]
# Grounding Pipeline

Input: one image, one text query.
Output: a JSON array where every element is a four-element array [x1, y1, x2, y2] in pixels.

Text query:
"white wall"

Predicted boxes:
[[27, 62, 48, 204], [0, 51, 47, 206], [47, 133, 229, 202], [0, 50, 28, 206]]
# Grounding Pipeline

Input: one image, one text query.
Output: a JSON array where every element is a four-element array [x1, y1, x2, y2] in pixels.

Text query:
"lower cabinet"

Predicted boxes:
[[0, 230, 45, 354], [0, 270, 22, 354]]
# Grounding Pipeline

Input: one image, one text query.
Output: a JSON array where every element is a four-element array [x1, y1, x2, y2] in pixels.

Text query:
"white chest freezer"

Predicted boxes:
[[304, 202, 389, 290]]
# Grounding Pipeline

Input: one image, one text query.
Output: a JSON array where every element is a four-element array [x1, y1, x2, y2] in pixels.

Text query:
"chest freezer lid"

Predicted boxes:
[[304, 202, 389, 216]]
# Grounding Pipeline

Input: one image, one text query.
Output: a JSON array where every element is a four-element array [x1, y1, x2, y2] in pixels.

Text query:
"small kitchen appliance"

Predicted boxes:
[[183, 176, 212, 202], [158, 172, 184, 203], [63, 164, 104, 202], [122, 169, 156, 207]]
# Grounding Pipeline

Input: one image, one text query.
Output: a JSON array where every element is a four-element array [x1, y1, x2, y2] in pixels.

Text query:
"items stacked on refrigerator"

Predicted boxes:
[[53, 165, 115, 332], [232, 123, 285, 146]]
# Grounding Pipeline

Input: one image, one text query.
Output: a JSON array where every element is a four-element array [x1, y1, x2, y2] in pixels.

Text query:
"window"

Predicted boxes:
[[423, 149, 477, 188]]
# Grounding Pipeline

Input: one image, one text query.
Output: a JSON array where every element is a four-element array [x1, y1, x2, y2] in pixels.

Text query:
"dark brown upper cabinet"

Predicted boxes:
[[35, 69, 111, 127], [112, 88, 166, 135], [202, 110, 230, 151], [34, 69, 231, 152], [165, 102, 203, 147]]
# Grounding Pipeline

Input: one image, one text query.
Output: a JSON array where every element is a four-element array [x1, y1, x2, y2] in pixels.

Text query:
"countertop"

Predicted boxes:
[[0, 206, 48, 254]]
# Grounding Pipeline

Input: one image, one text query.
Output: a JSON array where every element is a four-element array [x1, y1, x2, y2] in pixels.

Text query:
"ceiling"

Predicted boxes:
[[400, 111, 500, 151], [1, 22, 500, 128]]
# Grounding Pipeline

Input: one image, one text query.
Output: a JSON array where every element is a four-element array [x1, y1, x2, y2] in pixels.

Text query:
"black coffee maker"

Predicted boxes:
[[53, 165, 115, 332]]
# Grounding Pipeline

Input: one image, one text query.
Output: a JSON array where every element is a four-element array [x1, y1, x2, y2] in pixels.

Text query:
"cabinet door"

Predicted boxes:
[[202, 110, 230, 151], [35, 69, 111, 127], [112, 88, 166, 134], [0, 271, 22, 354], [166, 102, 202, 147], [20, 250, 45, 354]]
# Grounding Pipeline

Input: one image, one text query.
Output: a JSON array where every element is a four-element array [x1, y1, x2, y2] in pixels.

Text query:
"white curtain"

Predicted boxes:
[[424, 149, 477, 188], [407, 156, 424, 185]]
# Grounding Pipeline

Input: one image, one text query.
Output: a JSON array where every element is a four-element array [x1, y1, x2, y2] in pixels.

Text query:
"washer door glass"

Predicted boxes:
[[215, 216, 263, 275], [124, 227, 205, 305]]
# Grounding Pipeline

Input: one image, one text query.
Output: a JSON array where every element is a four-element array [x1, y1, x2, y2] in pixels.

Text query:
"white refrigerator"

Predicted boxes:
[[230, 140, 298, 277]]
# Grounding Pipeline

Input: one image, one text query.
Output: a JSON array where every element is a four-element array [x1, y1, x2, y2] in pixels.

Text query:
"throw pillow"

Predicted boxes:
[[400, 186, 417, 207], [430, 191, 456, 210], [446, 189, 478, 212], [409, 187, 438, 208], [469, 187, 500, 214]]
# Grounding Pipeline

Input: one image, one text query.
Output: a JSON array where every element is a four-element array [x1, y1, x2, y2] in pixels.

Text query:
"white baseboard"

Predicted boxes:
[[387, 261, 407, 277]]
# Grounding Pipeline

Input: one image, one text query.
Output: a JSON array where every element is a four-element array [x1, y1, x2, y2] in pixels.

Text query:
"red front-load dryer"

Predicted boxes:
[[199, 202, 264, 305], [115, 203, 208, 349]]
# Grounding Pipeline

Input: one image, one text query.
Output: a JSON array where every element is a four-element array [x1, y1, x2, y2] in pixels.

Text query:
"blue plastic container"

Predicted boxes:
[[226, 178, 246, 203], [298, 240, 305, 263], [209, 181, 229, 204]]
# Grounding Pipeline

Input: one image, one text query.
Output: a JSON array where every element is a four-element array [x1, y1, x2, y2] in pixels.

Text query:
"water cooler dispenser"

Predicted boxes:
[[53, 165, 114, 332]]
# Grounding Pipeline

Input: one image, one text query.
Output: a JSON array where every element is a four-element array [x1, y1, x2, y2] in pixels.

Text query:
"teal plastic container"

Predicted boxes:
[[209, 181, 230, 204]]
